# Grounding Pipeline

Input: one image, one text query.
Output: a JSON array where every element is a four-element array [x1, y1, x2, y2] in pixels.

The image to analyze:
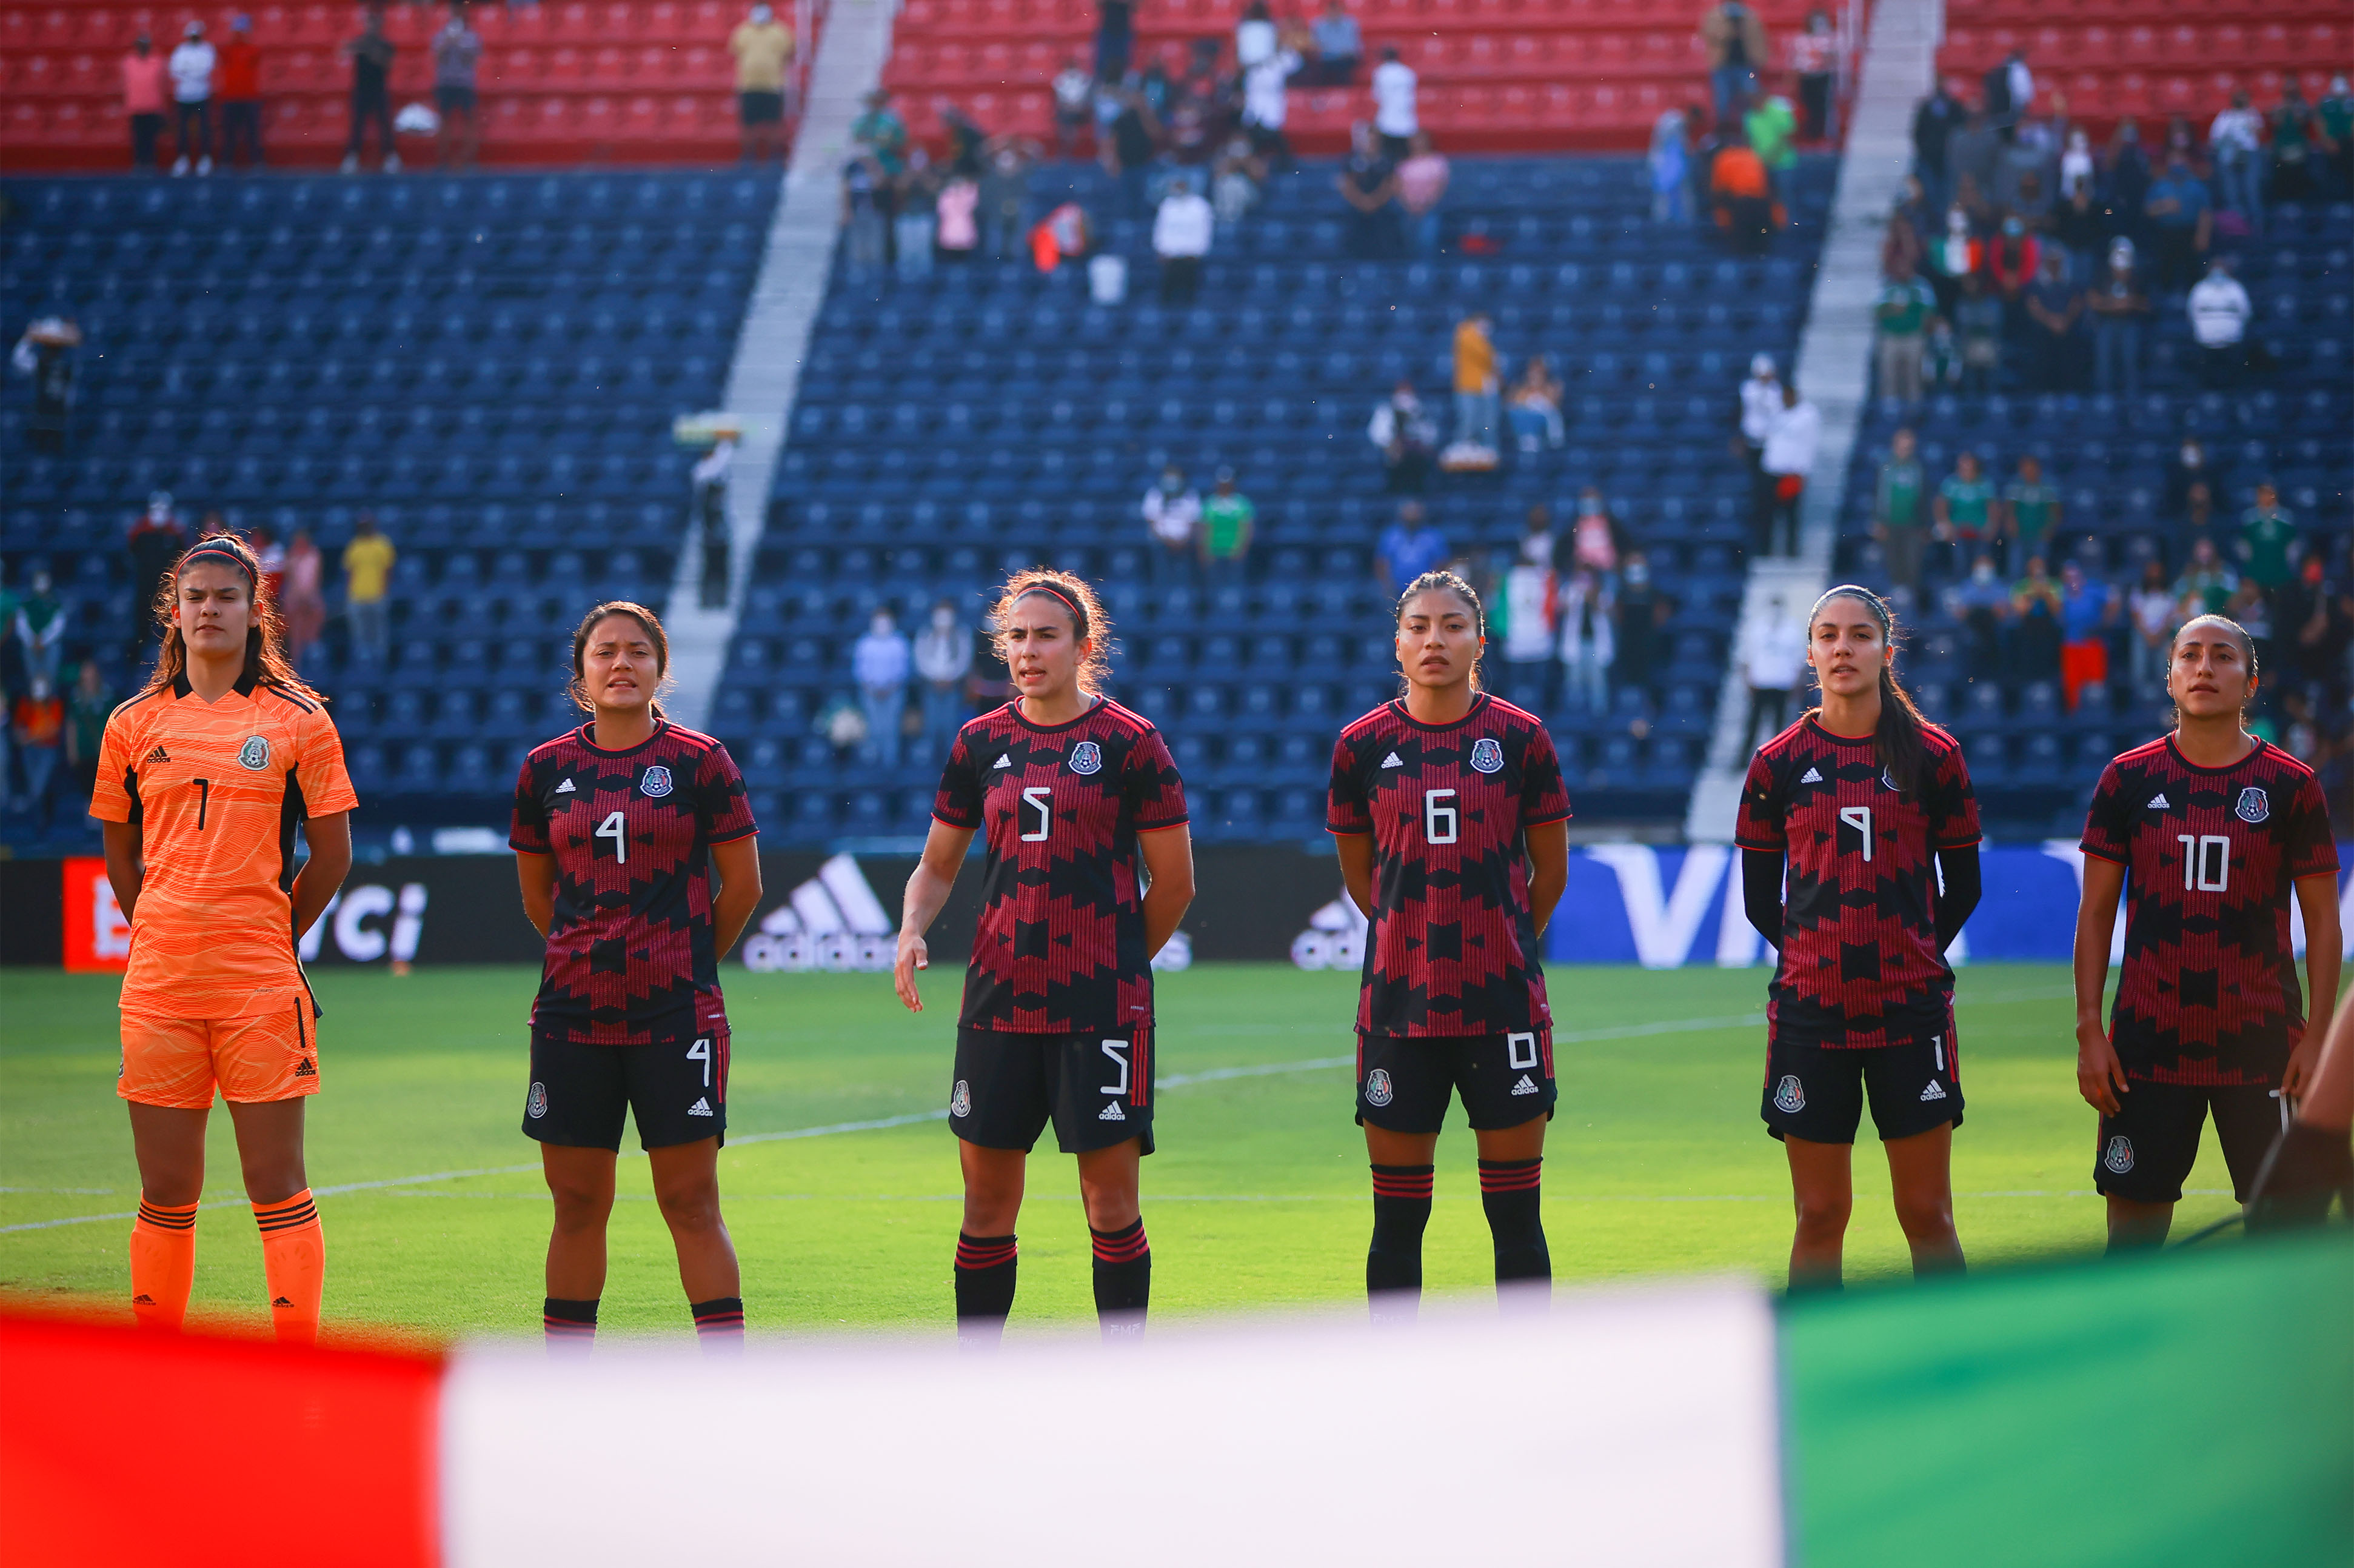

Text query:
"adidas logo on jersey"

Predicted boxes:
[[688, 1098, 714, 1117], [1098, 1101, 1127, 1121], [293, 1057, 316, 1078], [554, 778, 576, 793], [146, 746, 171, 764], [1380, 752, 1405, 768], [1799, 767, 1823, 784], [993, 754, 1014, 768], [2147, 793, 2168, 809], [1919, 1081, 1947, 1102], [1510, 1073, 1539, 1096]]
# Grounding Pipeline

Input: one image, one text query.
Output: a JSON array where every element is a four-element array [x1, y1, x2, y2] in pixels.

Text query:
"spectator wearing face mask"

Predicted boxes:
[[125, 492, 187, 649], [1873, 260, 1935, 404], [2085, 238, 2150, 400], [731, 2, 795, 162], [1947, 553, 2010, 678], [854, 609, 912, 769], [1240, 22, 1303, 167], [2167, 438, 2216, 532], [1310, 0, 1362, 85], [2022, 250, 2082, 391], [1376, 501, 1447, 597], [1735, 352, 1781, 525], [1789, 11, 1839, 143], [1568, 488, 1622, 576], [13, 572, 65, 690], [1368, 380, 1437, 493], [2142, 157, 2212, 293], [1757, 382, 1819, 558], [913, 600, 974, 760], [1933, 450, 1996, 578], [2056, 561, 2118, 710], [2209, 90, 2267, 237], [218, 15, 264, 170], [693, 436, 735, 608], [169, 21, 217, 176], [1200, 469, 1256, 586], [433, 2, 484, 172], [1874, 427, 1928, 599], [342, 5, 398, 175], [1505, 354, 1565, 453], [2187, 255, 2255, 390], [12, 674, 65, 832], [2318, 77, 2353, 200], [1739, 595, 1805, 753], [1142, 465, 1200, 582], [1497, 519, 1558, 712], [2238, 482, 2299, 595], [977, 141, 1036, 260], [1613, 553, 1668, 699], [1556, 568, 1614, 714], [1152, 175, 1214, 303], [123, 33, 170, 172], [2001, 454, 2062, 577]]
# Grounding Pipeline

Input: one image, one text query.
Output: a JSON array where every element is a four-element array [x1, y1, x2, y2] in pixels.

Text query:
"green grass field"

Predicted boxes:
[[0, 961, 2232, 1341]]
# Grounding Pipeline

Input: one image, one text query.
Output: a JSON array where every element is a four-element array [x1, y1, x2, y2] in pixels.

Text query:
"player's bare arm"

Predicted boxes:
[[289, 810, 352, 941], [2285, 872, 2341, 1099], [1137, 822, 1195, 959], [101, 820, 144, 922], [515, 850, 558, 937], [1334, 829, 1374, 920], [2073, 853, 2128, 1116], [895, 820, 975, 1012], [1525, 819, 1568, 938], [711, 835, 763, 958]]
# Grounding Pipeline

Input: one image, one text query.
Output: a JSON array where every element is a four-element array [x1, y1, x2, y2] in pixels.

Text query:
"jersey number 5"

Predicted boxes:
[[1020, 786, 1053, 842], [1425, 789, 1459, 845], [1838, 805, 1873, 862], [2177, 833, 2230, 892], [596, 809, 628, 864]]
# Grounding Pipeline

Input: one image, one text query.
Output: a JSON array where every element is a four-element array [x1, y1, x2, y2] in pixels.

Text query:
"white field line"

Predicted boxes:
[[378, 1188, 2231, 1203], [0, 989, 2079, 1236]]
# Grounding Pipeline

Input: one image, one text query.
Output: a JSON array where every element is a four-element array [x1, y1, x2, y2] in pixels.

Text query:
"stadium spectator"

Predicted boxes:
[[2125, 559, 2179, 697], [1707, 132, 1779, 254], [1029, 199, 1092, 273], [1745, 93, 1798, 197], [1211, 135, 1267, 225], [2187, 256, 2255, 390], [1311, 0, 1362, 85], [1556, 567, 1614, 713], [1934, 450, 1996, 577], [12, 675, 64, 833], [2086, 238, 2150, 400], [1142, 464, 1200, 581], [894, 149, 940, 278], [1911, 78, 1965, 213], [914, 600, 972, 760], [1650, 110, 1694, 224], [1052, 59, 1094, 157], [978, 142, 1036, 261], [2282, 556, 2353, 702], [2173, 536, 2238, 616], [1613, 552, 1668, 697], [125, 493, 186, 649], [1095, 0, 1133, 84], [123, 34, 170, 172], [1568, 487, 1623, 575], [1103, 88, 1161, 218], [1736, 353, 1781, 518], [1699, 0, 1767, 125], [218, 15, 264, 171], [854, 609, 911, 769], [1337, 124, 1401, 258], [1880, 188, 1925, 281], [2057, 561, 2116, 710], [2209, 90, 2266, 237], [341, 513, 395, 665], [1874, 427, 1928, 601], [281, 529, 325, 669], [1944, 110, 2001, 217], [935, 173, 981, 264], [852, 88, 909, 176], [1371, 47, 1417, 162], [1790, 10, 1838, 143], [2142, 157, 2212, 293], [1985, 216, 2039, 311], [2167, 436, 2217, 541], [1396, 132, 1449, 255], [1949, 553, 2010, 677], [2009, 556, 2063, 683], [1757, 382, 1819, 558], [843, 155, 888, 270], [1983, 47, 2033, 133], [12, 573, 64, 690], [1499, 524, 1558, 711], [1152, 176, 1214, 303], [1200, 469, 1255, 585], [2270, 81, 2320, 204], [249, 521, 286, 603], [11, 316, 79, 455], [1739, 595, 1805, 752], [2104, 118, 2152, 229], [1368, 380, 1437, 493], [1951, 272, 2003, 396], [2319, 76, 2353, 199], [1921, 202, 1978, 321], [2001, 454, 2061, 575], [2237, 482, 2298, 594], [169, 21, 217, 177], [730, 2, 794, 163], [433, 3, 484, 172], [2022, 250, 2082, 390], [693, 436, 734, 607], [1376, 502, 1448, 598], [65, 659, 111, 812], [2226, 578, 2276, 681], [1505, 355, 1565, 453], [1450, 312, 1500, 456], [342, 5, 399, 175]]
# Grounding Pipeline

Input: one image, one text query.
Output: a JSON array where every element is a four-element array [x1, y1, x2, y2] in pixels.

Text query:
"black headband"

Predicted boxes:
[[176, 543, 256, 586]]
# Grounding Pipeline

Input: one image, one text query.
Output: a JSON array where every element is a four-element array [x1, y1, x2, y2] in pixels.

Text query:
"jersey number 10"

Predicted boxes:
[[2177, 833, 2230, 892]]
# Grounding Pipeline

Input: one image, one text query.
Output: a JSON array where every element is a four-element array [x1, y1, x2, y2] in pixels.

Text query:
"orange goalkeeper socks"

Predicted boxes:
[[129, 1195, 199, 1332], [252, 1190, 324, 1346]]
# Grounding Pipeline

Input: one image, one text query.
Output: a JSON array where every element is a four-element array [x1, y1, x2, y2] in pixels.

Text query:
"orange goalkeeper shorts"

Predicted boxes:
[[118, 993, 321, 1109]]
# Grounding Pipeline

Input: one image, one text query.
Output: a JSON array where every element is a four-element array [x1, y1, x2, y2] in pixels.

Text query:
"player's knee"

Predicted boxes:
[[654, 1178, 723, 1233], [1893, 1192, 1954, 1241], [546, 1181, 612, 1230], [1792, 1192, 1851, 1237]]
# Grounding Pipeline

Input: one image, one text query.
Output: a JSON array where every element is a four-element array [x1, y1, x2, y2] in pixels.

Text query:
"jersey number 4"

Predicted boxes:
[[1838, 806, 1873, 862], [596, 810, 629, 864]]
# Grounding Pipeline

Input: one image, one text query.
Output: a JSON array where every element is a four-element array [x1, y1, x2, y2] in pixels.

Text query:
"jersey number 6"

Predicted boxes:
[[596, 809, 628, 864], [1425, 789, 1459, 845], [1838, 805, 1873, 862]]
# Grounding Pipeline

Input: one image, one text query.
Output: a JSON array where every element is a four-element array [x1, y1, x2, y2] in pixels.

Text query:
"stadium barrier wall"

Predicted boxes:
[[16, 845, 2354, 972], [5, 1236, 2346, 1567]]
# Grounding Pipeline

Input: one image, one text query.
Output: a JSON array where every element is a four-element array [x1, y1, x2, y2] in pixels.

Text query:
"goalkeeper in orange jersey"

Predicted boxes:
[[92, 533, 356, 1344]]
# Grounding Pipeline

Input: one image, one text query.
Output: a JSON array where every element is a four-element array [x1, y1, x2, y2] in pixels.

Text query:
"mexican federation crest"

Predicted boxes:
[[1068, 740, 1103, 775], [1468, 737, 1505, 774], [640, 764, 675, 798], [1773, 1075, 1805, 1113], [2235, 786, 2269, 824], [237, 735, 271, 770]]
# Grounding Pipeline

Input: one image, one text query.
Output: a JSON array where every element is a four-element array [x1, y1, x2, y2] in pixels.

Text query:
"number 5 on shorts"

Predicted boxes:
[[1100, 1039, 1129, 1096], [687, 1036, 711, 1087]]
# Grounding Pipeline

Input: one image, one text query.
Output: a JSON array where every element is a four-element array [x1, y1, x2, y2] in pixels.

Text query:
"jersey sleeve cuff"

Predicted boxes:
[[308, 787, 361, 816], [707, 824, 760, 844], [1135, 815, 1191, 832], [1520, 810, 1572, 829], [1326, 821, 1371, 835], [1933, 835, 1983, 850], [1733, 835, 1784, 852], [2077, 844, 2127, 864], [509, 837, 552, 855], [930, 809, 981, 830]]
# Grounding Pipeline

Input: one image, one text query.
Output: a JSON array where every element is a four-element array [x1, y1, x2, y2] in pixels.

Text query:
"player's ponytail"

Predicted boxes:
[[144, 532, 322, 704], [569, 601, 672, 719], [1808, 585, 1928, 793], [1394, 569, 1486, 692]]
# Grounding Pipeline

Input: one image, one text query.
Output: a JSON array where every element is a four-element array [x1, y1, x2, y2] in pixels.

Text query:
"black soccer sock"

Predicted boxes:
[[544, 1296, 598, 1358], [954, 1232, 1018, 1348], [691, 1296, 746, 1355], [1479, 1157, 1551, 1303], [1368, 1164, 1435, 1321], [1090, 1217, 1151, 1341]]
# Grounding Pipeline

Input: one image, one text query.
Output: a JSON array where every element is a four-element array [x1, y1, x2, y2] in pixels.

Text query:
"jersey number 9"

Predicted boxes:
[[1425, 789, 1459, 846]]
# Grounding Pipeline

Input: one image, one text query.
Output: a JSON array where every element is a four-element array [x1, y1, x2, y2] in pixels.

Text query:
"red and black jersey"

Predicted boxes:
[[931, 698, 1189, 1034], [1736, 716, 1980, 1048], [2081, 736, 2338, 1087], [509, 721, 758, 1043], [1326, 693, 1573, 1038]]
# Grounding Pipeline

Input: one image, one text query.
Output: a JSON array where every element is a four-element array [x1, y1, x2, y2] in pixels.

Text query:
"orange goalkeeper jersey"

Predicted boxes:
[[90, 672, 359, 1016]]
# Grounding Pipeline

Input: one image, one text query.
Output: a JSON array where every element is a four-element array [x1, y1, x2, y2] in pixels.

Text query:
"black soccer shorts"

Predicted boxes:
[[1356, 1029, 1556, 1134], [2095, 1079, 2291, 1205], [949, 1026, 1155, 1156], [1761, 1027, 1962, 1144], [524, 1023, 730, 1152]]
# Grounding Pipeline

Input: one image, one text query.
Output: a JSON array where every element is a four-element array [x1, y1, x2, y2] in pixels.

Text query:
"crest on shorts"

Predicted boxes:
[[1364, 1068, 1396, 1108], [949, 1079, 972, 1118], [1773, 1075, 1805, 1113], [1068, 741, 1103, 776], [237, 735, 270, 770], [2102, 1135, 2134, 1174], [527, 1082, 549, 1119], [2235, 787, 2269, 824], [1469, 738, 1505, 775], [640, 764, 675, 798]]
